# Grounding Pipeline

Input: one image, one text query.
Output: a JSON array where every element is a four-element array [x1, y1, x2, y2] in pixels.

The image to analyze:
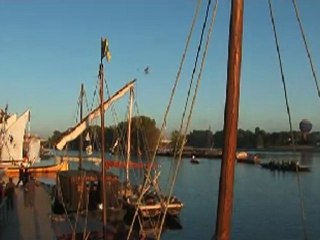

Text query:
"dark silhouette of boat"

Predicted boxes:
[[260, 160, 311, 172]]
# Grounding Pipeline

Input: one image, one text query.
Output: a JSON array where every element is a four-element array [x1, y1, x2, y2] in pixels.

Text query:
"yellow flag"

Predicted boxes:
[[101, 38, 111, 62]]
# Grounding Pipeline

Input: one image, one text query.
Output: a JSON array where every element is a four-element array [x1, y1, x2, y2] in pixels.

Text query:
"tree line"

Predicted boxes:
[[46, 116, 160, 156], [185, 127, 319, 149], [45, 116, 320, 154]]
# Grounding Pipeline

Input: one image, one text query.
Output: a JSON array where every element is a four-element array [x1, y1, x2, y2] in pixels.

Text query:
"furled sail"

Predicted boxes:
[[0, 110, 30, 161], [56, 79, 135, 150]]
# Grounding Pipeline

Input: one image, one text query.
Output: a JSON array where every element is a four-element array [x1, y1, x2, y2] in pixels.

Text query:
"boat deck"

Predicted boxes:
[[0, 179, 55, 240]]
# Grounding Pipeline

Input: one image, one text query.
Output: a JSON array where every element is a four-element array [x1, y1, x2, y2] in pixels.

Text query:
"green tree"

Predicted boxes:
[[47, 130, 62, 148], [187, 129, 213, 148], [116, 115, 160, 156], [170, 130, 186, 155]]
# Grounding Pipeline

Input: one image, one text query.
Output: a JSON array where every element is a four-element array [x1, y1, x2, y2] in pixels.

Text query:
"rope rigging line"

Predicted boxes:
[[131, 101, 154, 182], [268, 1, 308, 240], [82, 185, 90, 240], [66, 84, 93, 154], [86, 77, 102, 153], [56, 176, 75, 234], [104, 76, 122, 128], [173, 0, 213, 160], [291, 0, 320, 98], [268, 0, 295, 145], [126, 0, 202, 238], [89, 78, 99, 113], [158, 0, 219, 237], [85, 71, 131, 157], [72, 171, 86, 239], [103, 75, 136, 161]]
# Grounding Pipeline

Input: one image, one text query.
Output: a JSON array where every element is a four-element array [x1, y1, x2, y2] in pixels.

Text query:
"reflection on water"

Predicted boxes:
[[300, 151, 313, 165], [160, 151, 320, 240]]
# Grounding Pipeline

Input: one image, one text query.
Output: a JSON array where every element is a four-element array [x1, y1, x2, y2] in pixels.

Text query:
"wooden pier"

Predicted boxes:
[[0, 179, 55, 240]]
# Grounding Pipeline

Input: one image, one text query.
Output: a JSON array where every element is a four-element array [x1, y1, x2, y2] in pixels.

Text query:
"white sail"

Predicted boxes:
[[1, 109, 30, 161], [0, 114, 17, 150], [27, 136, 41, 163], [56, 80, 135, 150], [0, 114, 17, 129]]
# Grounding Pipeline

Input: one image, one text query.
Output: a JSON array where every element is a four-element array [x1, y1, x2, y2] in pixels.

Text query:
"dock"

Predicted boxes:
[[0, 179, 55, 240]]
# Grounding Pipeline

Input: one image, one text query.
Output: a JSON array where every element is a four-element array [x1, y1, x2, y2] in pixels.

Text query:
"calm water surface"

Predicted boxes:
[[160, 151, 320, 240]]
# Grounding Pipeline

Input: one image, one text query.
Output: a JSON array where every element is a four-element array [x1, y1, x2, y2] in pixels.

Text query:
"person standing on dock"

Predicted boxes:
[[5, 177, 15, 211], [16, 163, 25, 187], [23, 167, 30, 186]]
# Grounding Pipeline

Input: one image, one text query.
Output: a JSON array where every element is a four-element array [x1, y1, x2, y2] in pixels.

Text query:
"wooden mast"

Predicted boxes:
[[99, 43, 107, 239], [78, 83, 84, 170], [214, 0, 244, 240]]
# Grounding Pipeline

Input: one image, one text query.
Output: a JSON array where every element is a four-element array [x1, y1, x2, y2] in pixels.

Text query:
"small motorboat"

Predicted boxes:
[[190, 155, 200, 164], [236, 151, 260, 164]]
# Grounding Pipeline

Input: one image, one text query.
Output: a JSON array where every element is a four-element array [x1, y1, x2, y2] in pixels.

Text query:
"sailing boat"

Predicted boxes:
[[0, 108, 32, 166], [51, 37, 184, 239], [50, 39, 139, 238], [0, 107, 68, 174]]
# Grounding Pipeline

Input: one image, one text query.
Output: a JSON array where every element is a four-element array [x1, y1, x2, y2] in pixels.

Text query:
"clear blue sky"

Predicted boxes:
[[0, 1, 319, 138]]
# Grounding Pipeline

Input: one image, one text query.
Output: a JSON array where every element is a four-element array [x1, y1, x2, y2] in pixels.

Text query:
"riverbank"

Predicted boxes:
[[258, 145, 320, 152]]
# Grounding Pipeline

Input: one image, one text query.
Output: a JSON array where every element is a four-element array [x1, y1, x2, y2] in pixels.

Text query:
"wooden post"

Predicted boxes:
[[214, 0, 244, 239]]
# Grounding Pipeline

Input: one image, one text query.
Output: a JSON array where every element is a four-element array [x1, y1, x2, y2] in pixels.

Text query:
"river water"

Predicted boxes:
[[159, 151, 320, 240], [37, 150, 320, 239]]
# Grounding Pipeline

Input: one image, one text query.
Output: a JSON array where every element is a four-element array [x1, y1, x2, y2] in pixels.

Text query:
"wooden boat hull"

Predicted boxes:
[[3, 160, 69, 175], [236, 152, 260, 164]]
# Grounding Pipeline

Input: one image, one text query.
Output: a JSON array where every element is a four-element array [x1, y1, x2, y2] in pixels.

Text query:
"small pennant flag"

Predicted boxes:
[[101, 37, 111, 62]]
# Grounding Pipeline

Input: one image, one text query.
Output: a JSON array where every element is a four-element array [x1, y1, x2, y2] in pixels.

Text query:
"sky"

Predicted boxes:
[[0, 0, 320, 139]]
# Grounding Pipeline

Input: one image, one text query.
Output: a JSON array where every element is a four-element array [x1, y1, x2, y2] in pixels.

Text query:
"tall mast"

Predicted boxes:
[[100, 36, 112, 240], [126, 88, 133, 185], [99, 62, 107, 239], [78, 83, 84, 170], [100, 40, 107, 240], [214, 0, 244, 240]]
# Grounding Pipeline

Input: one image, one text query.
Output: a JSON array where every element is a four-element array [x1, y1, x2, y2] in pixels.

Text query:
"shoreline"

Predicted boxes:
[[157, 145, 320, 159]]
